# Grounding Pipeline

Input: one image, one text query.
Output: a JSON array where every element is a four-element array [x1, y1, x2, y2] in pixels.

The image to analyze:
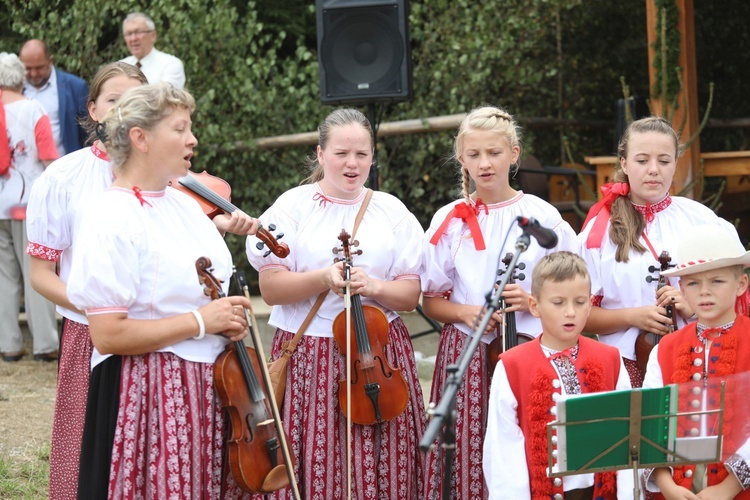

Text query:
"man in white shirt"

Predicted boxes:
[[19, 39, 89, 155], [120, 12, 186, 89]]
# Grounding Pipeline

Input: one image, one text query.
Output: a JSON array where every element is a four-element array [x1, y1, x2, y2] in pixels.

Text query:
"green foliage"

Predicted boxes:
[[651, 0, 681, 103], [2, 0, 748, 269]]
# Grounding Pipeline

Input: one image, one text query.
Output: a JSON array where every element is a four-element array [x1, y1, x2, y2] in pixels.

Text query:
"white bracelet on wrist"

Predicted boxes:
[[191, 310, 206, 340]]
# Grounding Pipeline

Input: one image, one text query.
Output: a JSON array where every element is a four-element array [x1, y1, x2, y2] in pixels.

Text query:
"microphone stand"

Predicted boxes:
[[419, 229, 532, 500]]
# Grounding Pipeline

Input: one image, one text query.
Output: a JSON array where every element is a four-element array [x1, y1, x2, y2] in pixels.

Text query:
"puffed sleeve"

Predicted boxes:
[[421, 206, 457, 297], [578, 219, 605, 300], [26, 173, 70, 260], [484, 360, 531, 500], [66, 206, 141, 314], [550, 218, 579, 254], [388, 209, 423, 280]]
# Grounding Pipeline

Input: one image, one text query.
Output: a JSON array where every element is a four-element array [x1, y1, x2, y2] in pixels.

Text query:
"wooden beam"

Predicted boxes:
[[646, 0, 700, 198]]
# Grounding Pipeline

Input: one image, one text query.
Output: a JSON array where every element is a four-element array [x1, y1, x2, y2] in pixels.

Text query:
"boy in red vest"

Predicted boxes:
[[643, 224, 750, 499], [484, 251, 633, 499]]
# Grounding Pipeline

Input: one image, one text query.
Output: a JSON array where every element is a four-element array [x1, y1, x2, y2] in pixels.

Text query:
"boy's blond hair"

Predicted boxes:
[[531, 251, 591, 298]]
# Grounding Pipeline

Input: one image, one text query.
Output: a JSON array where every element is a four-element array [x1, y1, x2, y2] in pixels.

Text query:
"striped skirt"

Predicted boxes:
[[251, 317, 426, 500], [424, 324, 493, 500]]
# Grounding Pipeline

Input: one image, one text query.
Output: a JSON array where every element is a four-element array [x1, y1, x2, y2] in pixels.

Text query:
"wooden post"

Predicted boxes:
[[646, 0, 700, 198]]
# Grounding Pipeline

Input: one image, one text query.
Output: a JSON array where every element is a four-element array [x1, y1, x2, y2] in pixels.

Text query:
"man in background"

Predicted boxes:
[[19, 39, 88, 156], [120, 12, 185, 89]]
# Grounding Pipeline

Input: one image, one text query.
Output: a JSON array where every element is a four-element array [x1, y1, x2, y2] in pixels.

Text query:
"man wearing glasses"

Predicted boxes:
[[120, 12, 186, 89]]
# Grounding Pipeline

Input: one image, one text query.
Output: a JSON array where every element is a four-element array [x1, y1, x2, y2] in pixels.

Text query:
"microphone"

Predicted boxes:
[[516, 216, 558, 249]]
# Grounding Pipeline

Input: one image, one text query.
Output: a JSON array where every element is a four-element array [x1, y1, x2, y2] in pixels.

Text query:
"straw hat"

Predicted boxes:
[[661, 224, 750, 277]]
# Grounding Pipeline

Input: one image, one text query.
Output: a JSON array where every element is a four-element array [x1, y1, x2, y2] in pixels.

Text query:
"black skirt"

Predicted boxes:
[[77, 355, 122, 500]]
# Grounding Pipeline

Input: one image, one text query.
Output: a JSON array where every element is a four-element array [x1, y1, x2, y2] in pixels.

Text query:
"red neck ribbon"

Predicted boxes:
[[429, 199, 488, 251]]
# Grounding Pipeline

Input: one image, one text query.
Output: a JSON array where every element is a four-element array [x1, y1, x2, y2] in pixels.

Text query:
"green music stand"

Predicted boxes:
[[547, 383, 725, 499]]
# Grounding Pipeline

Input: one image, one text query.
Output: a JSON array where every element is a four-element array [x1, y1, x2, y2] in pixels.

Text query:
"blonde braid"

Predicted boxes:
[[461, 167, 472, 204]]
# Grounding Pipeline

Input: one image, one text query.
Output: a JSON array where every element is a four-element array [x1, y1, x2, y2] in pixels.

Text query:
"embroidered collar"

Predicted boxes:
[[631, 194, 672, 223], [91, 142, 110, 161], [311, 183, 366, 207], [696, 321, 735, 342]]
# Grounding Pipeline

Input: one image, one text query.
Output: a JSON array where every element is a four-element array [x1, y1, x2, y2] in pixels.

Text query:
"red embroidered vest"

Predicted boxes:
[[653, 315, 750, 499], [502, 336, 621, 500]]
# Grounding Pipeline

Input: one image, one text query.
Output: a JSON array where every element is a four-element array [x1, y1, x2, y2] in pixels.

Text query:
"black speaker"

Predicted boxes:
[[316, 0, 412, 104]]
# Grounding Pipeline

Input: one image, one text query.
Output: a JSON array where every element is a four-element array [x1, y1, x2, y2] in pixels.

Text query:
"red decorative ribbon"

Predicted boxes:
[[132, 186, 153, 207], [312, 192, 332, 207], [582, 182, 630, 249], [429, 199, 488, 250], [549, 346, 577, 362]]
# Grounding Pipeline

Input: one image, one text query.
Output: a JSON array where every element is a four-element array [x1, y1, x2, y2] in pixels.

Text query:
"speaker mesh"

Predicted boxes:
[[320, 5, 406, 101]]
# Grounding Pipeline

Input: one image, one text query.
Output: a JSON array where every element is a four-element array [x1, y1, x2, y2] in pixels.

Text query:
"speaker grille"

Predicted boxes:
[[319, 4, 410, 103]]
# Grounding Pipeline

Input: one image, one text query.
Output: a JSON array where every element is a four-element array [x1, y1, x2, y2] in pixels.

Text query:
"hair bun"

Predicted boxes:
[[95, 122, 109, 144]]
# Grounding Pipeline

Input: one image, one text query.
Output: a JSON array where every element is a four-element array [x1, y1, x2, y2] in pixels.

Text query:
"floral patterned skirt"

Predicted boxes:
[[251, 317, 426, 500], [424, 324, 494, 500], [77, 352, 243, 499]]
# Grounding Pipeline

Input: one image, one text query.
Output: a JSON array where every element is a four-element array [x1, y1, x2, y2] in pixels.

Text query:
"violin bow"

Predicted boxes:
[[343, 256, 353, 500], [234, 270, 301, 500]]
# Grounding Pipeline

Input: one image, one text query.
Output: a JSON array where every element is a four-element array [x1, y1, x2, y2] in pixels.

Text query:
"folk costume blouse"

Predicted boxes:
[[26, 144, 113, 324], [246, 183, 423, 336], [422, 192, 578, 342], [579, 195, 740, 360], [66, 186, 233, 369]]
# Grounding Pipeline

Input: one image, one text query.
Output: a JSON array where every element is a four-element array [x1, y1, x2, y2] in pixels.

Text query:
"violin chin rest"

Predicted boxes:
[[261, 465, 291, 493]]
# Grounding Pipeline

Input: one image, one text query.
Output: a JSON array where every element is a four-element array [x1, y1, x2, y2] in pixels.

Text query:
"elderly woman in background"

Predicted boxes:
[[0, 52, 59, 363]]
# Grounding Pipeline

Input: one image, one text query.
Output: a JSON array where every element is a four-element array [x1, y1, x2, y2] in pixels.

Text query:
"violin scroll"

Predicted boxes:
[[196, 256, 223, 300], [255, 224, 290, 258], [635, 250, 678, 375], [332, 229, 361, 263]]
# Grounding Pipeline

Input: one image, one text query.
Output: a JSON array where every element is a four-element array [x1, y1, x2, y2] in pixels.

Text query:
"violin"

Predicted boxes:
[[196, 257, 294, 494], [634, 250, 678, 375], [331, 229, 409, 425], [487, 252, 533, 373], [170, 171, 290, 258]]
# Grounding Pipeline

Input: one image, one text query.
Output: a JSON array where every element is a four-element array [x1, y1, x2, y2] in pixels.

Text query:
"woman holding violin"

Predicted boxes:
[[421, 106, 577, 499], [246, 108, 426, 499], [26, 64, 258, 499], [578, 116, 741, 388], [64, 82, 262, 497]]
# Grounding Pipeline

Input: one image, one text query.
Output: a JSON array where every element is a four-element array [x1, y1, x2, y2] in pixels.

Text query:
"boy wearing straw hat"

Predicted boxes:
[[643, 224, 750, 499]]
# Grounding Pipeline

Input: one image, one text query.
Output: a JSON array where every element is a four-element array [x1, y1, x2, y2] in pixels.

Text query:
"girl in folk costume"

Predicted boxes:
[[484, 251, 633, 500], [66, 83, 258, 498], [245, 108, 426, 499], [642, 224, 750, 499], [26, 63, 257, 499], [25, 62, 147, 500], [421, 106, 577, 499], [578, 116, 742, 388]]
